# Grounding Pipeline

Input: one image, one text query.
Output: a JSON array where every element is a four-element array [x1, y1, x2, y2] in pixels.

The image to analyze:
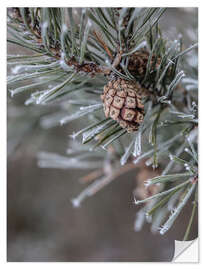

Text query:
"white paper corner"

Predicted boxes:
[[173, 238, 199, 262]]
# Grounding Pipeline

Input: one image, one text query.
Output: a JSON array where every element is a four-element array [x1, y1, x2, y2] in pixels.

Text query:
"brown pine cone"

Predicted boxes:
[[101, 78, 147, 133], [128, 49, 161, 78]]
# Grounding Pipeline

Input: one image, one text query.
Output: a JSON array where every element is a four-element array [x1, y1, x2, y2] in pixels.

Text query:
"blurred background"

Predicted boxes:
[[7, 8, 198, 262]]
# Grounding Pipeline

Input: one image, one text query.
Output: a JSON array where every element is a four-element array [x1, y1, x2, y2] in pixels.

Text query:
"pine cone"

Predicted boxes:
[[128, 49, 161, 78], [101, 78, 147, 133]]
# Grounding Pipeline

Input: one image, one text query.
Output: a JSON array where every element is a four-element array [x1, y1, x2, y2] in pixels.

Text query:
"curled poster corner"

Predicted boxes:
[[173, 238, 198, 262]]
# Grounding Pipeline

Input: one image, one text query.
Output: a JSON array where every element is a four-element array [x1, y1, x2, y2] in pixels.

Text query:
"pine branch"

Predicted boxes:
[[7, 7, 198, 236]]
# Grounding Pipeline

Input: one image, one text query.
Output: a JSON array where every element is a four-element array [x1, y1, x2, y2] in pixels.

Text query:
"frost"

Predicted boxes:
[[105, 58, 110, 65], [159, 183, 196, 235], [42, 21, 48, 30], [70, 175, 113, 207], [134, 208, 146, 232], [152, 164, 158, 169], [11, 65, 23, 74], [144, 180, 151, 187], [70, 132, 77, 140], [37, 151, 101, 169], [159, 225, 169, 235], [120, 139, 135, 166], [87, 19, 92, 28], [82, 119, 113, 143], [71, 198, 81, 208], [145, 158, 153, 166], [133, 131, 142, 157], [60, 59, 73, 72], [60, 104, 102, 125], [146, 213, 152, 223], [169, 154, 173, 160], [60, 52, 73, 72], [182, 77, 197, 85], [133, 197, 138, 205], [167, 190, 181, 211], [40, 112, 67, 129], [62, 24, 68, 32]]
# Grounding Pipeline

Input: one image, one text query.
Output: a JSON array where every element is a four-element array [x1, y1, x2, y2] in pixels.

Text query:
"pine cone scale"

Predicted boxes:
[[101, 79, 146, 133]]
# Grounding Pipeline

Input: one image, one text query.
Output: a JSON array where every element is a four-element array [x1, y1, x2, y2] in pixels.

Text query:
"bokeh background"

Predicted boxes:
[[7, 8, 198, 262]]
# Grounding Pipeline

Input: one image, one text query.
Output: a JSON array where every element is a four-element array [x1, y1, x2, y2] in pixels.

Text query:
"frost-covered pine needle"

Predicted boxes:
[[159, 183, 196, 235], [60, 103, 103, 125], [71, 174, 113, 207]]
